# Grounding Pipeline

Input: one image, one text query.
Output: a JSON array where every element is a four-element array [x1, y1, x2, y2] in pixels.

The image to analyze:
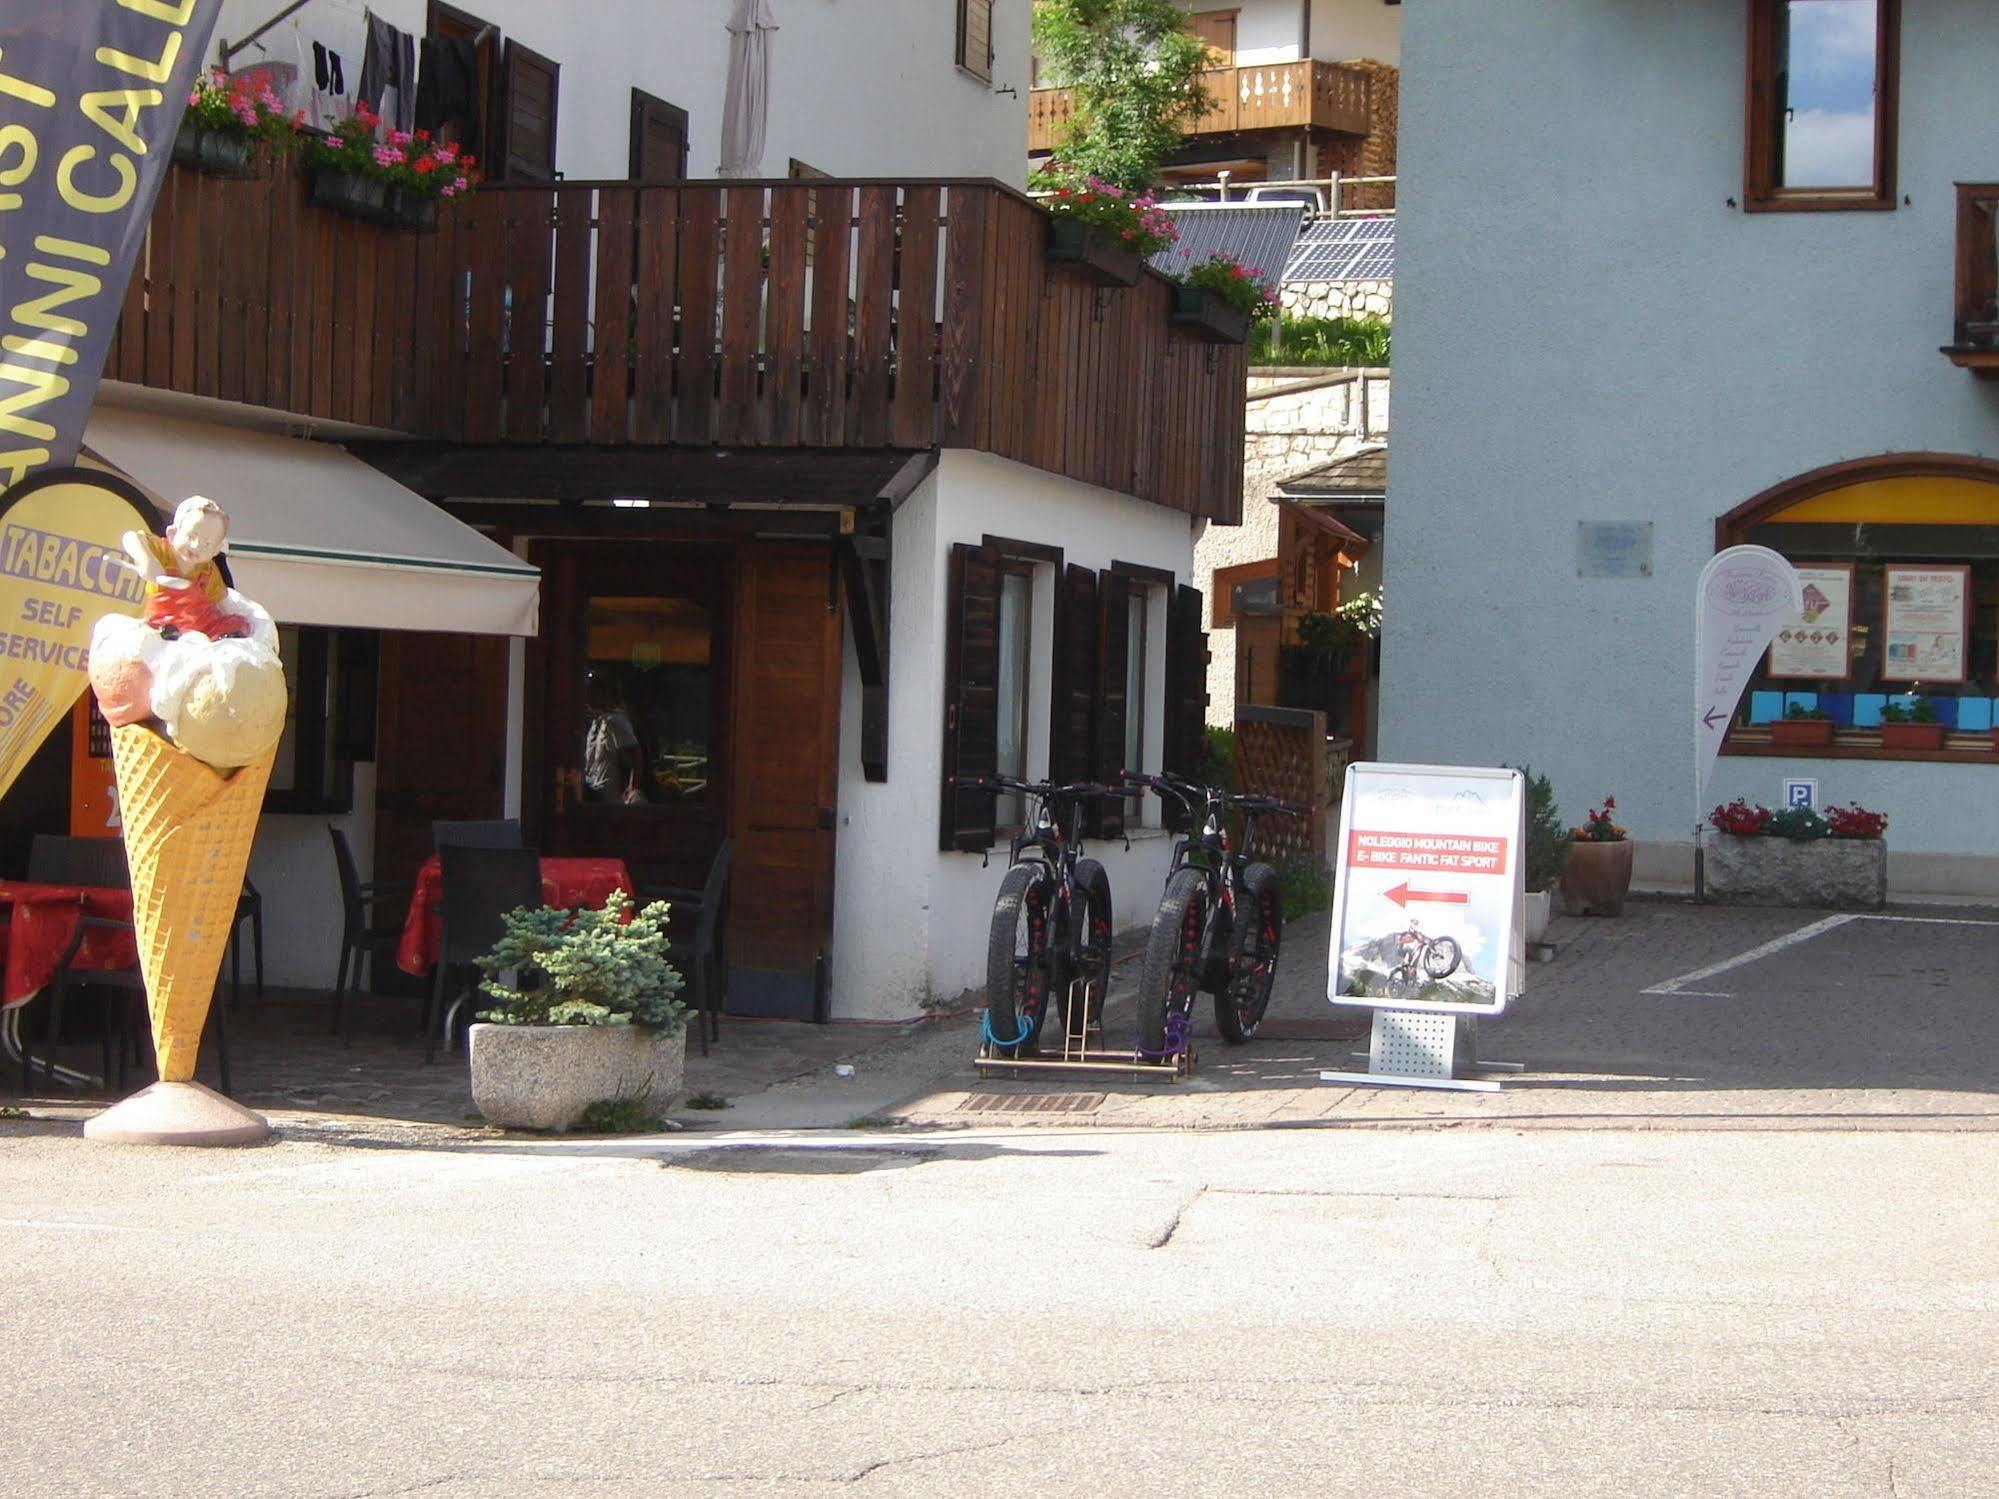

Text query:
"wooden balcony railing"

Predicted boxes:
[[1945, 182, 1999, 378], [107, 161, 1244, 523], [1029, 60, 1371, 154]]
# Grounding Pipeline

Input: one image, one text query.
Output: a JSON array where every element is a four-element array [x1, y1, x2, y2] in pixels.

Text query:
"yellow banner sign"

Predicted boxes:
[[0, 468, 157, 802]]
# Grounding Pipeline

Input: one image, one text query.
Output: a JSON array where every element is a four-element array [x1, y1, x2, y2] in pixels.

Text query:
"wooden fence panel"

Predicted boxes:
[[590, 186, 635, 444]]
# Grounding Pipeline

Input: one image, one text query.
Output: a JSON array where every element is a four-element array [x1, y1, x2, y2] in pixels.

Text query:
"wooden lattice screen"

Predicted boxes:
[[1233, 705, 1327, 867]]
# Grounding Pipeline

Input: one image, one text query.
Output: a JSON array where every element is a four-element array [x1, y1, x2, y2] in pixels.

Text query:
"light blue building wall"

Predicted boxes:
[[1382, 0, 1999, 883]]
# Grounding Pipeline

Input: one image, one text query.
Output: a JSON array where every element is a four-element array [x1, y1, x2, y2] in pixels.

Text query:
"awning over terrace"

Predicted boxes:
[[80, 409, 540, 636]]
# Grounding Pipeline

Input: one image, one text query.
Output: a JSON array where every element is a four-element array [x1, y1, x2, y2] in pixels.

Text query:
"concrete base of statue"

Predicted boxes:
[[83, 1080, 270, 1147]]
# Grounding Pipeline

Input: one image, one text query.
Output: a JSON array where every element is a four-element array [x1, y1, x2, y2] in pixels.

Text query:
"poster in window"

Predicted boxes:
[[1881, 565, 1970, 684], [1768, 563, 1853, 679]]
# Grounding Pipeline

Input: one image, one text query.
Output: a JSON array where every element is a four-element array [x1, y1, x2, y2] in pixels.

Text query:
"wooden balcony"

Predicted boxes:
[[1029, 60, 1371, 154], [106, 160, 1243, 523], [1944, 182, 1999, 378]]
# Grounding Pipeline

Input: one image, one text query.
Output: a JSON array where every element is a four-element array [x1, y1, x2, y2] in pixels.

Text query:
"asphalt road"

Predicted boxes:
[[4, 1118, 1996, 1497]]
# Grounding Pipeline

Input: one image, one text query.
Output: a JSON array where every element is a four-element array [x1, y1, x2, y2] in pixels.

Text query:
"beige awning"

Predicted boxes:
[[80, 408, 538, 637]]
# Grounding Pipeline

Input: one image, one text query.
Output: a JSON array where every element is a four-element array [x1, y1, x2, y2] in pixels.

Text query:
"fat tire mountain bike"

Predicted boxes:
[[953, 776, 1117, 1058], [1388, 929, 1462, 996], [1124, 773, 1312, 1056]]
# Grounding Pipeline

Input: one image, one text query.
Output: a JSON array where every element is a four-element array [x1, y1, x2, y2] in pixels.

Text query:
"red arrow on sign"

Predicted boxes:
[[1384, 882, 1470, 908]]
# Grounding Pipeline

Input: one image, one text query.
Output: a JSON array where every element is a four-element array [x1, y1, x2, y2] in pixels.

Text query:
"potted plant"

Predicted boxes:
[[306, 104, 474, 229], [1168, 251, 1276, 345], [1704, 799, 1886, 909], [1770, 702, 1834, 747], [176, 67, 303, 179], [1878, 695, 1945, 751], [1519, 768, 1571, 942], [468, 890, 689, 1132], [1279, 590, 1379, 712], [1033, 163, 1176, 287], [1562, 794, 1632, 915]]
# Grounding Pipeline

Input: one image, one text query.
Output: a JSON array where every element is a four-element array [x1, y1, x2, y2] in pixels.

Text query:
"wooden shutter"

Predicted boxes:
[[1161, 583, 1207, 831], [1049, 563, 1098, 786], [1091, 570, 1131, 838], [630, 89, 688, 182], [500, 39, 559, 181], [956, 0, 993, 81], [940, 542, 1002, 851], [1189, 10, 1237, 66]]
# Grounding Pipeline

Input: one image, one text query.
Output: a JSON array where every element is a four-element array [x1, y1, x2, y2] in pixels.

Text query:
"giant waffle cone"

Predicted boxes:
[[110, 724, 276, 1083]]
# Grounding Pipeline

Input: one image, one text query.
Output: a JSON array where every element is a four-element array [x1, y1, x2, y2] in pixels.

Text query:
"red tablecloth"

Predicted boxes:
[[0, 882, 139, 1010], [396, 856, 636, 976]]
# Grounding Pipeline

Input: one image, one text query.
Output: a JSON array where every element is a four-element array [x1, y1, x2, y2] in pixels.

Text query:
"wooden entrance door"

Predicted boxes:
[[537, 543, 731, 899]]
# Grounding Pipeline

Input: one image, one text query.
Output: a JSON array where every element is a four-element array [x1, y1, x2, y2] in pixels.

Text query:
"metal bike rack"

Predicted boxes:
[[974, 976, 1195, 1083]]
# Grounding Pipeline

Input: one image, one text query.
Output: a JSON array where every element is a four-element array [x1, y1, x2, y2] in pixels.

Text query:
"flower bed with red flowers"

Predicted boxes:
[[1176, 252, 1277, 318], [1031, 164, 1178, 256], [1707, 798, 1772, 837], [1824, 803, 1889, 840], [308, 104, 476, 201], [1571, 795, 1627, 842]]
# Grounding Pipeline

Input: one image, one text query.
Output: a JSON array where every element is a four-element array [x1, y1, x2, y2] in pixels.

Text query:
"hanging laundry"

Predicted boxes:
[[415, 34, 482, 161], [356, 12, 417, 132]]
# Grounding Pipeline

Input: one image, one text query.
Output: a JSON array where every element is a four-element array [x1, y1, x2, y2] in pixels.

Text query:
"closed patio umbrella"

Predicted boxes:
[[719, 0, 778, 177]]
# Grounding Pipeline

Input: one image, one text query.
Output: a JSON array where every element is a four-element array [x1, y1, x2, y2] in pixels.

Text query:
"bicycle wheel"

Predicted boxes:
[[1060, 858, 1114, 1040], [1422, 935, 1462, 981], [1387, 963, 1418, 999], [1137, 869, 1208, 1060], [1216, 861, 1282, 1044], [985, 864, 1055, 1056]]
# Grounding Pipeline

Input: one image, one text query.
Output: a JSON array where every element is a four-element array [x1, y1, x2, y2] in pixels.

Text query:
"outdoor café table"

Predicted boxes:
[[395, 855, 637, 976], [0, 881, 139, 1011]]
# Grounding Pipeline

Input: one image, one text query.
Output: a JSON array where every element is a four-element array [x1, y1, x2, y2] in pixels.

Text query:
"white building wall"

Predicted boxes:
[[830, 450, 1197, 1022], [1385, 0, 1999, 870], [247, 764, 374, 990], [1309, 0, 1401, 64], [213, 0, 1030, 185]]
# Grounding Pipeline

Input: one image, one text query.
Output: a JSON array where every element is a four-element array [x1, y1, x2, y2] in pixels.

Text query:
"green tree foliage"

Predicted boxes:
[[476, 890, 688, 1032], [1516, 767, 1572, 894], [1033, 0, 1211, 191]]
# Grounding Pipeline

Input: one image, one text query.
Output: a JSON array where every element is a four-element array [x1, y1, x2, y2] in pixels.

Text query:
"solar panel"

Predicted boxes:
[[1146, 205, 1306, 286], [1282, 217, 1395, 283]]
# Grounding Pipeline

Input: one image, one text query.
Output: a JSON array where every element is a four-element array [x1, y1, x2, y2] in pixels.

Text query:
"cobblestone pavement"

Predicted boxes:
[[891, 897, 1999, 1130]]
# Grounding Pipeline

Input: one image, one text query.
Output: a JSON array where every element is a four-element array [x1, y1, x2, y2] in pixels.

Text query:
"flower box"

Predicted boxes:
[[171, 119, 257, 180], [1168, 285, 1252, 344], [1879, 721, 1946, 751], [1704, 835, 1886, 910], [1769, 718, 1834, 747], [386, 186, 439, 234], [1562, 838, 1633, 916], [1044, 217, 1142, 288], [310, 166, 390, 223]]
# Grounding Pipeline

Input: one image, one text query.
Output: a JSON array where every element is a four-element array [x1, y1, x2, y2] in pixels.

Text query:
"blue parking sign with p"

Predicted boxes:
[[1783, 778, 1818, 810]]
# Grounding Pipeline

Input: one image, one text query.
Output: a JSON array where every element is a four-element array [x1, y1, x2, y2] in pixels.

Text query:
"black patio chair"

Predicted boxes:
[[228, 879, 264, 1011], [329, 826, 414, 1047], [430, 819, 523, 850], [647, 839, 732, 1056], [429, 843, 544, 1064]]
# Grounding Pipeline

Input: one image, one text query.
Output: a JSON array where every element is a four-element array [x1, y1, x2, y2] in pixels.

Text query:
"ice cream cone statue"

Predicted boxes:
[[83, 498, 287, 1146]]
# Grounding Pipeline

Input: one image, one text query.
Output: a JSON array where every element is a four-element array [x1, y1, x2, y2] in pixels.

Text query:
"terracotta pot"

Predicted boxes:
[[1879, 721, 1945, 752], [1770, 718, 1834, 747], [1562, 839, 1634, 916]]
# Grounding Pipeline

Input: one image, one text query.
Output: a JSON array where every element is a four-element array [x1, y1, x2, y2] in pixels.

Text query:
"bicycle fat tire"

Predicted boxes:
[[1423, 935, 1462, 981], [1216, 861, 1282, 1044], [1060, 858, 1113, 1039], [1137, 868, 1208, 1060], [985, 864, 1055, 1056]]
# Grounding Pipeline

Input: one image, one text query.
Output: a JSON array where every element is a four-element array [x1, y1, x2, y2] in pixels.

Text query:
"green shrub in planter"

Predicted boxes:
[[477, 889, 688, 1033], [1515, 766, 1572, 894]]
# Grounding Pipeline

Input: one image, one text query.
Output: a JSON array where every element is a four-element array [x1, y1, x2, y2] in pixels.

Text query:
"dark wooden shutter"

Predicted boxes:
[[1049, 564, 1098, 786], [956, 0, 993, 81], [1091, 570, 1131, 837], [1161, 583, 1207, 831], [630, 89, 688, 181], [940, 542, 1002, 851], [500, 39, 559, 181]]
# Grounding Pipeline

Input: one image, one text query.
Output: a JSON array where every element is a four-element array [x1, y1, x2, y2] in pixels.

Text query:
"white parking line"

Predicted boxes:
[[1643, 911, 1999, 997]]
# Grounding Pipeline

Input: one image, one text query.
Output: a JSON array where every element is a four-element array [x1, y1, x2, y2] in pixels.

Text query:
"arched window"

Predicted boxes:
[[1718, 455, 1999, 760]]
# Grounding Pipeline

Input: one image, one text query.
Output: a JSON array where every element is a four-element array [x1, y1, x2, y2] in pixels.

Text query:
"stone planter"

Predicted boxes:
[[1879, 721, 1945, 751], [172, 120, 257, 179], [310, 166, 390, 223], [469, 1022, 686, 1132], [1704, 835, 1886, 910], [1168, 285, 1252, 344], [1524, 888, 1552, 945], [1562, 839, 1633, 916], [1770, 718, 1834, 747], [1043, 217, 1142, 287]]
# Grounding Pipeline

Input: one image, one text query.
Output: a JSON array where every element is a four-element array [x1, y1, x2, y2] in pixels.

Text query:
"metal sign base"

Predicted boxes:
[[1319, 1011, 1520, 1094]]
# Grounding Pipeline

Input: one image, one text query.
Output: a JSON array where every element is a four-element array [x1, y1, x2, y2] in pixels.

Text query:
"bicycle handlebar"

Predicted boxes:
[[1119, 770, 1313, 819], [949, 775, 1122, 800]]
